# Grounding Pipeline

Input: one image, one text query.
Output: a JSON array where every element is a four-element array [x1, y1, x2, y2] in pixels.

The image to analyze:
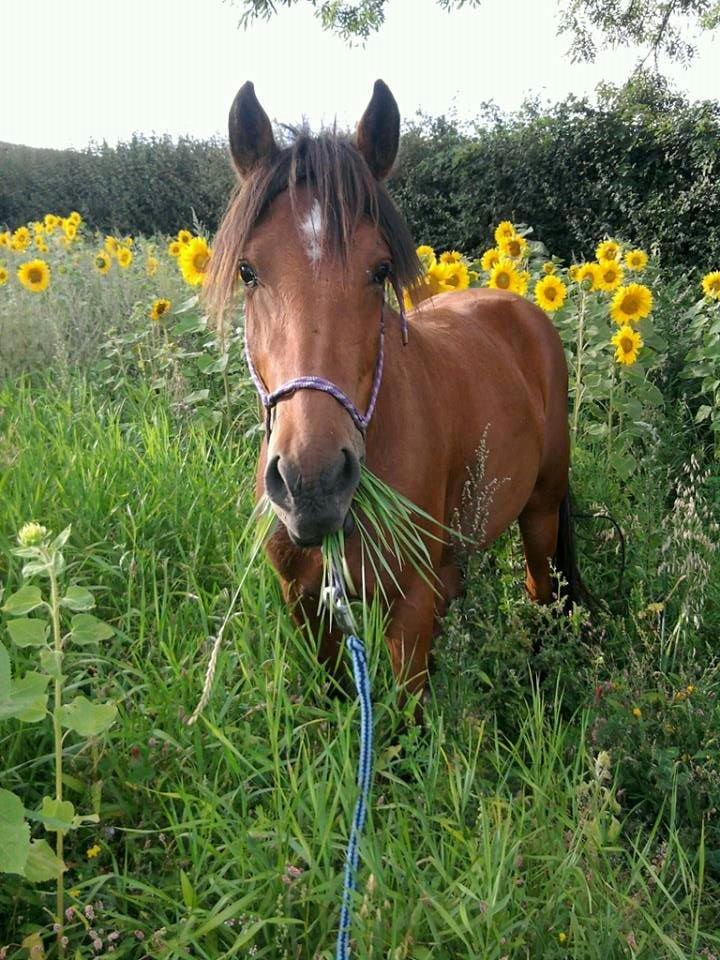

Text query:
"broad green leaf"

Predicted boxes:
[[59, 696, 117, 736], [39, 648, 63, 679], [0, 646, 50, 723], [41, 797, 76, 833], [0, 788, 30, 874], [696, 404, 712, 423], [6, 618, 49, 648], [21, 560, 52, 578], [50, 526, 72, 550], [183, 389, 210, 405], [23, 838, 65, 882], [2, 585, 44, 616], [70, 614, 114, 645], [59, 586, 95, 612]]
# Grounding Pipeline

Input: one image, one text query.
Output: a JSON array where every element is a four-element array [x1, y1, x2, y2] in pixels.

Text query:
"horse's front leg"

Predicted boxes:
[[386, 578, 436, 721]]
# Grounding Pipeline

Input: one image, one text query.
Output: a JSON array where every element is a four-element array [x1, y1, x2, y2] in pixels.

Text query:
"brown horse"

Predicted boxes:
[[206, 80, 580, 708]]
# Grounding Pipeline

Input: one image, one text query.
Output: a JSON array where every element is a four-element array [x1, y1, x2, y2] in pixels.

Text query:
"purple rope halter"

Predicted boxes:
[[244, 300, 407, 437]]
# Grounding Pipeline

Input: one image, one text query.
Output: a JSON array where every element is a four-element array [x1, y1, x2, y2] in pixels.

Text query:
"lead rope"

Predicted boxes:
[[322, 566, 374, 960]]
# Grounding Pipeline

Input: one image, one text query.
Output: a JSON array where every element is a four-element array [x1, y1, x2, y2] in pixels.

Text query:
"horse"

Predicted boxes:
[[205, 79, 581, 711]]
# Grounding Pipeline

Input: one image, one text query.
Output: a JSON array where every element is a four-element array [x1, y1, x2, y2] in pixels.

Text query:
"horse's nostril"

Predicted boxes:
[[278, 456, 303, 497], [340, 448, 361, 493], [265, 454, 294, 505]]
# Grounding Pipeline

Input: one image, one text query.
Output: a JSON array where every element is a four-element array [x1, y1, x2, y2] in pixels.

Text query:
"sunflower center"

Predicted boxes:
[[620, 337, 634, 353], [604, 269, 615, 282], [622, 294, 639, 314], [193, 252, 209, 272], [545, 286, 557, 301], [28, 268, 42, 284], [711, 278, 720, 292], [496, 272, 510, 289], [157, 302, 167, 315]]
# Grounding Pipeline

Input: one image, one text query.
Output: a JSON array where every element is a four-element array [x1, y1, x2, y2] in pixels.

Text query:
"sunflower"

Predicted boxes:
[[179, 236, 212, 286], [32, 221, 44, 235], [63, 221, 77, 241], [117, 247, 133, 269], [595, 260, 624, 291], [611, 325, 643, 365], [440, 260, 470, 291], [439, 250, 463, 264], [94, 251, 111, 275], [150, 297, 172, 321], [534, 275, 568, 312], [624, 249, 648, 272], [177, 229, 193, 245], [67, 211, 82, 226], [488, 258, 525, 295], [415, 244, 436, 269], [542, 261, 556, 274], [12, 227, 31, 251], [596, 239, 621, 263], [701, 271, 720, 301], [0, 232, 10, 248], [44, 214, 60, 233], [146, 255, 159, 277], [480, 248, 501, 272], [17, 259, 50, 293], [424, 261, 453, 297], [494, 221, 516, 245], [610, 283, 653, 325], [0, 266, 8, 286], [35, 237, 48, 253], [574, 262, 599, 289], [105, 236, 119, 256], [499, 233, 527, 260], [168, 240, 182, 258]]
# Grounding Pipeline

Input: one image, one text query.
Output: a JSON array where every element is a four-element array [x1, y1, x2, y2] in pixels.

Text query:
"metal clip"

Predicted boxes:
[[321, 584, 358, 637]]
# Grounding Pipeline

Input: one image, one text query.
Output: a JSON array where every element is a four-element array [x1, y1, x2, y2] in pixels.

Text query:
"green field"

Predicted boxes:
[[1, 223, 720, 958]]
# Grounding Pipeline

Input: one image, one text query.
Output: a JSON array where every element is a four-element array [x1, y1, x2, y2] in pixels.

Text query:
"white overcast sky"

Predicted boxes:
[[4, 0, 719, 150]]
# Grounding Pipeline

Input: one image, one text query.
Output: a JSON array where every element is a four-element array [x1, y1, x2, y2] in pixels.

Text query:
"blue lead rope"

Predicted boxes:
[[322, 574, 374, 960], [336, 633, 373, 960]]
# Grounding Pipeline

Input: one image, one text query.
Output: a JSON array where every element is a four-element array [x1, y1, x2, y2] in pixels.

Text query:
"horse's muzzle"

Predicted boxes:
[[265, 448, 361, 547]]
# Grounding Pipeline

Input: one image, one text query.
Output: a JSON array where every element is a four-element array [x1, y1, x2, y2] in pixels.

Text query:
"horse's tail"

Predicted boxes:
[[553, 487, 587, 609]]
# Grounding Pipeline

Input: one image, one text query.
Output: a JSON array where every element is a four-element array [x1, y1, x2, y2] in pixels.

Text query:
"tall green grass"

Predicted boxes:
[[1, 378, 718, 957]]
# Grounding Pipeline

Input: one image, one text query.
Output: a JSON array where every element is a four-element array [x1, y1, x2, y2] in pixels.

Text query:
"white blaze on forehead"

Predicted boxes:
[[300, 198, 324, 264]]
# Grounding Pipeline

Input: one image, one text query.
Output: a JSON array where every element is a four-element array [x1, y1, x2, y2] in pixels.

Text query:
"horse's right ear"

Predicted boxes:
[[228, 82, 278, 177]]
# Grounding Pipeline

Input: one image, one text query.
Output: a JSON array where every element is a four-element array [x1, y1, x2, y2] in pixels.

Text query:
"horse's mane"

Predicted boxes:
[[204, 125, 423, 324]]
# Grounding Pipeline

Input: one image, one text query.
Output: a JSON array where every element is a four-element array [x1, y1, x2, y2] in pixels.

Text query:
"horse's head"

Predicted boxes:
[[207, 81, 421, 547]]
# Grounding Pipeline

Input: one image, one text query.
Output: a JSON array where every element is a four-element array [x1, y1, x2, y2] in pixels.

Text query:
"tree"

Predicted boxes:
[[232, 0, 720, 60], [560, 0, 720, 66]]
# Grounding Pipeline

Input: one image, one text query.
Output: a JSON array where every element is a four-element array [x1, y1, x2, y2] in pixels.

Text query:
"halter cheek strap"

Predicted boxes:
[[244, 301, 406, 437]]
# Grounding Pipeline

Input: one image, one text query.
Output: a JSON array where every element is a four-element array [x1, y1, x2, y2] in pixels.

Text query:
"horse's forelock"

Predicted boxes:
[[204, 126, 423, 327]]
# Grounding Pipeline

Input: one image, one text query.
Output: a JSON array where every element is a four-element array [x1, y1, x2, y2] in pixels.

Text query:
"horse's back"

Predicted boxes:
[[403, 287, 569, 541]]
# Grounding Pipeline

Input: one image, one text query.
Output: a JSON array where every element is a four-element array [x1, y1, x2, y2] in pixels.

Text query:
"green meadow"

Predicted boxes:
[[1, 223, 720, 958]]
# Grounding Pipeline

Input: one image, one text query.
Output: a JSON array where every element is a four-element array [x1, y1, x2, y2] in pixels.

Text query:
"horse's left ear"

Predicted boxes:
[[355, 79, 400, 180], [228, 81, 278, 177]]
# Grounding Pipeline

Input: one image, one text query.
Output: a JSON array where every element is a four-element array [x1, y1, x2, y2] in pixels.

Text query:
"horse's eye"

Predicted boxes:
[[239, 262, 257, 286], [370, 261, 391, 285]]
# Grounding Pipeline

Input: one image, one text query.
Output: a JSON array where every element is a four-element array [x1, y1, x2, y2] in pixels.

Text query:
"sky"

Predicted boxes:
[[4, 0, 719, 150]]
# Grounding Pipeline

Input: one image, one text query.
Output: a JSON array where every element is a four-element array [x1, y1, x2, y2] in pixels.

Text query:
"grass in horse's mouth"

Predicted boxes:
[[251, 465, 443, 609]]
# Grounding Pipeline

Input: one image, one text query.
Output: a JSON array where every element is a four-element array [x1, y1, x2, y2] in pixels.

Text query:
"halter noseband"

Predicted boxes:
[[244, 300, 407, 438]]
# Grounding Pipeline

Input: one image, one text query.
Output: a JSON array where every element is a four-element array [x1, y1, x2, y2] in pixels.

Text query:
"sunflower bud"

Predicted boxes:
[[17, 522, 49, 547]]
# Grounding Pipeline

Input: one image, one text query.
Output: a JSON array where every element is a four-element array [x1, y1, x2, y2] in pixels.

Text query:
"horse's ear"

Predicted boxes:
[[355, 79, 400, 180], [228, 81, 278, 177]]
